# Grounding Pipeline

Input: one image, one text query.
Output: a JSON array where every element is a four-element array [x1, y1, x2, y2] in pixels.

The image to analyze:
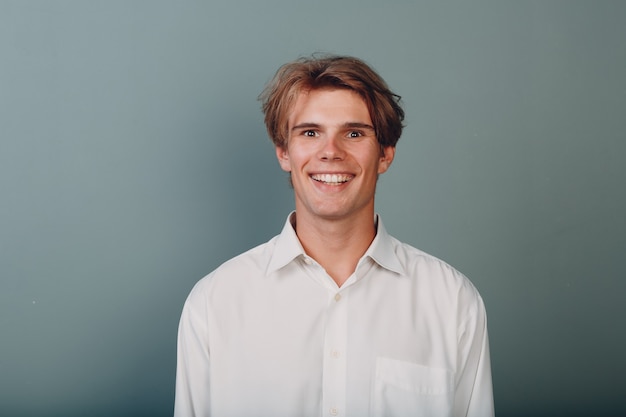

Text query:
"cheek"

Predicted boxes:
[[282, 147, 309, 171]]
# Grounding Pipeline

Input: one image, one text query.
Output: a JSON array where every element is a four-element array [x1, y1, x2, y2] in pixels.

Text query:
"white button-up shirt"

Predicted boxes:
[[174, 214, 494, 417]]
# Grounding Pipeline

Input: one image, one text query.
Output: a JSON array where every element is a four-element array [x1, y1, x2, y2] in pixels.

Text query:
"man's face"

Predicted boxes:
[[276, 88, 395, 223]]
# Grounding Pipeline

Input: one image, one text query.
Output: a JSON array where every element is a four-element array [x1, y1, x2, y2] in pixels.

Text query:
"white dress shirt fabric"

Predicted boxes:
[[174, 214, 494, 417]]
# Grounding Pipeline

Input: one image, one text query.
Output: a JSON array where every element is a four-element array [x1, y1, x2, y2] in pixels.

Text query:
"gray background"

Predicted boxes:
[[1, 1, 625, 416]]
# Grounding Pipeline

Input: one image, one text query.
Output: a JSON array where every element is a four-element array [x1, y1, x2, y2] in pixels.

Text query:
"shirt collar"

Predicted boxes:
[[266, 212, 405, 276], [364, 215, 405, 275], [266, 212, 306, 275]]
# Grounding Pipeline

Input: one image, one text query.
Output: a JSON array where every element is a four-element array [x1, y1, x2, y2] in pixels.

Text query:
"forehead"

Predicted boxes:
[[287, 88, 371, 126]]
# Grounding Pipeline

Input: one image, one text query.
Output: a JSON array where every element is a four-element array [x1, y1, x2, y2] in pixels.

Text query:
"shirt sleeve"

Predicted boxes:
[[453, 291, 495, 417], [174, 284, 211, 417]]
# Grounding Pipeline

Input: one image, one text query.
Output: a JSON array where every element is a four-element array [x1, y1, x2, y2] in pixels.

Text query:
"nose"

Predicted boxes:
[[318, 135, 345, 161]]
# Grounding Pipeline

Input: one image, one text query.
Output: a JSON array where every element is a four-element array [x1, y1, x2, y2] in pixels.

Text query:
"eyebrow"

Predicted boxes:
[[291, 123, 321, 132], [291, 122, 375, 132]]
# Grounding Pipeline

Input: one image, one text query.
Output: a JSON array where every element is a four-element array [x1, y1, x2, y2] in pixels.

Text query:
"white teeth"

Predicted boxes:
[[311, 174, 352, 184]]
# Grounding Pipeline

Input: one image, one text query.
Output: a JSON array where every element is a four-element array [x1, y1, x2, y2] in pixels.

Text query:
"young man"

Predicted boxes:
[[174, 55, 494, 417]]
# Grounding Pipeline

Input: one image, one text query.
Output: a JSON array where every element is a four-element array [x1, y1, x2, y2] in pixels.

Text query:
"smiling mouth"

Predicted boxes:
[[311, 173, 353, 185]]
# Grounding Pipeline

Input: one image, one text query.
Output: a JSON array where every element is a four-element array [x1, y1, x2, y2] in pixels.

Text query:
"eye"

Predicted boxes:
[[348, 130, 363, 138], [303, 130, 317, 137]]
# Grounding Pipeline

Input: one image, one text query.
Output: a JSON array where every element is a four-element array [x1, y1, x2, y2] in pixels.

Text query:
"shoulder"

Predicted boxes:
[[186, 235, 279, 300], [392, 238, 462, 278], [389, 236, 485, 311]]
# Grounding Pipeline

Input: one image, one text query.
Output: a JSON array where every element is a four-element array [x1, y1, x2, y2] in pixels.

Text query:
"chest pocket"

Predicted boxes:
[[372, 357, 454, 417]]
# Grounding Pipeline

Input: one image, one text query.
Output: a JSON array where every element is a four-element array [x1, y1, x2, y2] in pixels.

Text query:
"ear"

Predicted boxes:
[[276, 146, 291, 172], [377, 146, 395, 174]]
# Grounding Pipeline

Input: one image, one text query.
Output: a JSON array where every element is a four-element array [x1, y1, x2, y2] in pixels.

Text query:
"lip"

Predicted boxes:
[[309, 173, 354, 185]]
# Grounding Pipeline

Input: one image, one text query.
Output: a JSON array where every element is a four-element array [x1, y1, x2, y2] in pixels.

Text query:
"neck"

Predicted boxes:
[[294, 210, 377, 287]]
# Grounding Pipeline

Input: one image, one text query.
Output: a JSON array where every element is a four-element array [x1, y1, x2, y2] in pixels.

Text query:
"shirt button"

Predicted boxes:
[[303, 257, 312, 265], [329, 407, 338, 416], [334, 293, 341, 302], [331, 349, 340, 358]]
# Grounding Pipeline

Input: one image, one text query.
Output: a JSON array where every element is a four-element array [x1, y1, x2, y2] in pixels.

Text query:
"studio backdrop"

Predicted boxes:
[[1, 1, 625, 416]]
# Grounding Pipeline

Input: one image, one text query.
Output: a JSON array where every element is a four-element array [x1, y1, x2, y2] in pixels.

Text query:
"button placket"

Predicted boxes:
[[322, 290, 347, 417]]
